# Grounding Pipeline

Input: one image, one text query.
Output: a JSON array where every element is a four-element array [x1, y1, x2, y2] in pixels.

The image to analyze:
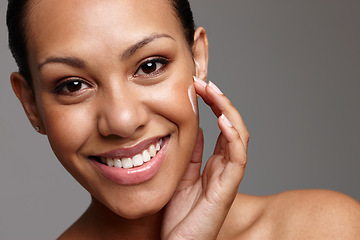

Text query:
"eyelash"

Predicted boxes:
[[134, 57, 170, 77], [53, 57, 170, 94], [53, 78, 91, 94]]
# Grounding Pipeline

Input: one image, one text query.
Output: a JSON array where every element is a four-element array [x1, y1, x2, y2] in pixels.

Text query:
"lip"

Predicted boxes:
[[98, 136, 163, 159], [91, 136, 169, 185]]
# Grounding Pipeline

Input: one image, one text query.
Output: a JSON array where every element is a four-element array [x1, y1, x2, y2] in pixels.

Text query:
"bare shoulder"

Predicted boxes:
[[217, 193, 269, 239], [266, 189, 360, 239], [219, 190, 360, 240]]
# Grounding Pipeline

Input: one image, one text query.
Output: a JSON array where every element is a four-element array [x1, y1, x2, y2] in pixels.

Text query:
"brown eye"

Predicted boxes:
[[66, 81, 82, 92], [54, 79, 91, 94], [135, 58, 169, 77], [141, 62, 157, 74]]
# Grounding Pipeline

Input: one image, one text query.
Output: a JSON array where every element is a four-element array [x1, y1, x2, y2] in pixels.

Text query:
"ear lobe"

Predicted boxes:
[[10, 72, 46, 134], [192, 27, 209, 81]]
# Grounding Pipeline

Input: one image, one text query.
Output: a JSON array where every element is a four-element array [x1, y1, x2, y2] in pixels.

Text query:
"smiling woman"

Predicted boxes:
[[6, 0, 360, 239]]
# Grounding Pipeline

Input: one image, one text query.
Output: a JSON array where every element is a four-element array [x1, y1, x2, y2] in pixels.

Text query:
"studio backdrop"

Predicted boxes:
[[1, 1, 359, 239]]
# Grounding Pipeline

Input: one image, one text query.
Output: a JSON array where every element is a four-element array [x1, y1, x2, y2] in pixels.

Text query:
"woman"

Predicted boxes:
[[7, 0, 360, 239]]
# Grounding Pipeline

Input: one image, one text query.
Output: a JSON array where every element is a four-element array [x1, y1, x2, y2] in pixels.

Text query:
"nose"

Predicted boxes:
[[97, 84, 149, 138]]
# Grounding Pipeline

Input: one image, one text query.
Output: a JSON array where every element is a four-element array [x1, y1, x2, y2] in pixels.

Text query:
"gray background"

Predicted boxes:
[[1, 0, 359, 239]]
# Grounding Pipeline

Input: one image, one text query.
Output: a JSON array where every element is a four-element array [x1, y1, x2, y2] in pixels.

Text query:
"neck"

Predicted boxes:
[[74, 196, 164, 240]]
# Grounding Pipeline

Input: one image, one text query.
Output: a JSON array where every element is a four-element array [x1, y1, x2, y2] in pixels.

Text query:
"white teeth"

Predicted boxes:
[[101, 138, 164, 168], [148, 145, 156, 157], [114, 158, 122, 168], [132, 154, 143, 167], [155, 142, 160, 151], [142, 149, 151, 163], [122, 157, 133, 169], [107, 158, 114, 167]]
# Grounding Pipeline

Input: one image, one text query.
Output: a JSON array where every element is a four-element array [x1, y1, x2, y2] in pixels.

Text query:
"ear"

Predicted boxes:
[[10, 72, 46, 135], [192, 27, 209, 81]]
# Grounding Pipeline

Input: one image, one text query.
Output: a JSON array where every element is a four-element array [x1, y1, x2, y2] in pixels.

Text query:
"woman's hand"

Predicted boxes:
[[161, 77, 250, 240]]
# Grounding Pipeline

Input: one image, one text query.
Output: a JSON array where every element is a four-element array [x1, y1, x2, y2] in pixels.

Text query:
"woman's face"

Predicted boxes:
[[25, 0, 200, 218]]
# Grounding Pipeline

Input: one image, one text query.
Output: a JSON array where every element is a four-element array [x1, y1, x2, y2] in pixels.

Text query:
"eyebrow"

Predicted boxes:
[[121, 33, 175, 60], [38, 33, 175, 70], [38, 57, 85, 70]]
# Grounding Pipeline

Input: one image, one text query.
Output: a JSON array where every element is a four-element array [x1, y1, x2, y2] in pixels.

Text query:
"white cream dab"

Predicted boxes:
[[188, 85, 198, 116]]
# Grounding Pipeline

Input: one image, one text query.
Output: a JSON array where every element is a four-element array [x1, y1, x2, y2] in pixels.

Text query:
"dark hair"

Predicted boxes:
[[169, 0, 195, 48], [7, 0, 32, 86], [6, 0, 195, 87]]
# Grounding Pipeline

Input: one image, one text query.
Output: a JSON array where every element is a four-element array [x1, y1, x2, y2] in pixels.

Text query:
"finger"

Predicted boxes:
[[194, 77, 248, 188], [213, 133, 222, 155], [193, 77, 223, 117], [218, 114, 247, 188], [194, 77, 250, 152], [193, 76, 212, 106], [190, 128, 204, 164], [175, 129, 204, 192], [218, 114, 246, 165], [206, 82, 249, 150], [204, 114, 247, 194], [213, 133, 226, 156]]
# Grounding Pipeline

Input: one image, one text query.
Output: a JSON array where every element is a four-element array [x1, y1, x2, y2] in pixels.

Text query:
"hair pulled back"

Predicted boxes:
[[7, 0, 195, 87], [7, 0, 32, 84]]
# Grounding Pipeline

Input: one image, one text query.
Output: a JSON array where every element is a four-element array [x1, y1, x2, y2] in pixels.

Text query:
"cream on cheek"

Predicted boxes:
[[188, 84, 198, 116], [151, 76, 198, 124]]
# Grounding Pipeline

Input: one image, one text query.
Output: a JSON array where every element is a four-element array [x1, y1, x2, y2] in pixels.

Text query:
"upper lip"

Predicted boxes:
[[94, 136, 165, 159]]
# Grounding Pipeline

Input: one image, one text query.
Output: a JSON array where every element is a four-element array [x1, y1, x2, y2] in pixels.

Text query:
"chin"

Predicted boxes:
[[108, 195, 168, 220], [92, 176, 175, 220], [119, 206, 163, 220]]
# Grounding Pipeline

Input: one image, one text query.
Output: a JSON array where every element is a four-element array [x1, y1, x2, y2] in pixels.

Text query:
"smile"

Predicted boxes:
[[99, 139, 163, 169], [91, 137, 169, 185]]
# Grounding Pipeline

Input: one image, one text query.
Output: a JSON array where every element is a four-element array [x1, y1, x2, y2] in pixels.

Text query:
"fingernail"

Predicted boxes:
[[193, 76, 207, 87], [208, 81, 223, 94], [221, 114, 232, 128]]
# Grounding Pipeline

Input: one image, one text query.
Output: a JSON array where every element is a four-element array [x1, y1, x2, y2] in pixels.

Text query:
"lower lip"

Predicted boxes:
[[92, 137, 169, 185]]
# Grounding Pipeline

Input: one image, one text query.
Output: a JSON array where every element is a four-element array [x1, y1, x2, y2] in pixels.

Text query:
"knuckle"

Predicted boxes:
[[233, 130, 242, 142], [225, 97, 234, 108], [220, 97, 234, 111], [240, 154, 247, 167], [243, 130, 250, 143]]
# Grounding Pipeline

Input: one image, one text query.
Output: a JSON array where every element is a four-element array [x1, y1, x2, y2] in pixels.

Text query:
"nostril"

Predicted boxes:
[[96, 92, 150, 138], [97, 108, 148, 138]]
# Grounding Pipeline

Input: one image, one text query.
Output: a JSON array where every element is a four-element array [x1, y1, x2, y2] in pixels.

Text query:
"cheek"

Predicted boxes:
[[147, 76, 199, 172], [42, 103, 93, 162], [148, 76, 198, 126]]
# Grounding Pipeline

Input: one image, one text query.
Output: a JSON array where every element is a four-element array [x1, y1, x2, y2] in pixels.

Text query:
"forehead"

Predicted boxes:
[[26, 0, 183, 61]]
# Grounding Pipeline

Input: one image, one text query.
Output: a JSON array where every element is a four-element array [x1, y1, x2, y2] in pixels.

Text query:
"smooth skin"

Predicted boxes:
[[10, 0, 360, 239]]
